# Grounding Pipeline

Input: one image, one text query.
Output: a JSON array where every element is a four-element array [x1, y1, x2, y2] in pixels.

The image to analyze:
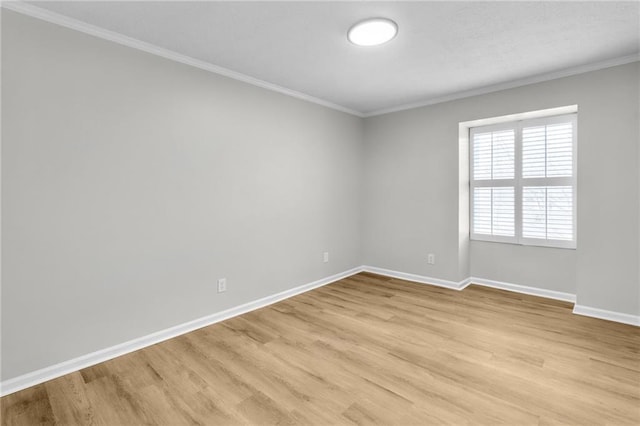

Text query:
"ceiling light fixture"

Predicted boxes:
[[348, 18, 398, 47]]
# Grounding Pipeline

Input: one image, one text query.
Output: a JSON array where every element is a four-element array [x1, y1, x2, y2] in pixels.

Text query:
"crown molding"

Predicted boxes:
[[2, 1, 638, 120], [363, 53, 640, 117], [1, 1, 364, 118]]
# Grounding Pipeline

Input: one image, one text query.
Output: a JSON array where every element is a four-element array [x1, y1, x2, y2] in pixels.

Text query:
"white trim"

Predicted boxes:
[[469, 276, 576, 303], [362, 266, 581, 304], [362, 268, 640, 327], [364, 54, 640, 117], [573, 304, 640, 327], [0, 266, 364, 397], [458, 277, 473, 288], [0, 1, 363, 118], [361, 265, 470, 290], [360, 266, 576, 302], [364, 268, 640, 326], [3, 266, 638, 396], [459, 105, 579, 129]]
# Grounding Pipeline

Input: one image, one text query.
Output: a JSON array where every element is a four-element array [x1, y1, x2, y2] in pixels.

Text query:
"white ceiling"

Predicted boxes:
[[21, 1, 640, 115]]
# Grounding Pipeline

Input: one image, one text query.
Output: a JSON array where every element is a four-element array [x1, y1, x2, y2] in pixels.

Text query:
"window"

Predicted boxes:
[[470, 114, 577, 248]]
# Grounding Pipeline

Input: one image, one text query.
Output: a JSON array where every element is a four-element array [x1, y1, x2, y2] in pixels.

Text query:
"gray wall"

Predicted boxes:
[[1, 11, 363, 381], [363, 62, 639, 314], [3, 9, 639, 383], [363, 105, 466, 281], [573, 64, 639, 315]]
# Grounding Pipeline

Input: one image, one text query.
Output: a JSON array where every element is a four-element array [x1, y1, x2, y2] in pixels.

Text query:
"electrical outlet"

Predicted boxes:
[[323, 252, 329, 263], [217, 278, 227, 293], [428, 254, 435, 265]]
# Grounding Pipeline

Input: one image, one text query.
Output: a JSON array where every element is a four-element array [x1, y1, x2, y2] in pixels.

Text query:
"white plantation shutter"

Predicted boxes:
[[522, 186, 574, 241], [473, 129, 515, 180], [470, 124, 516, 242], [473, 133, 492, 180], [492, 130, 515, 180], [472, 187, 515, 237], [520, 115, 576, 247], [523, 123, 573, 178], [522, 186, 546, 239], [473, 187, 492, 234], [492, 187, 515, 236], [471, 113, 576, 248], [546, 186, 573, 240]]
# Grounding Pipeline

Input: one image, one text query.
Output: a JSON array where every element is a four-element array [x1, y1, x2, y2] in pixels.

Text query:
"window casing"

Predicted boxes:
[[470, 114, 577, 249]]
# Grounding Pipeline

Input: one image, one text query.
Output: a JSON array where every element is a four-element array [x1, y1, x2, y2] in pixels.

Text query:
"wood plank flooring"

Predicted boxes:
[[2, 272, 639, 425]]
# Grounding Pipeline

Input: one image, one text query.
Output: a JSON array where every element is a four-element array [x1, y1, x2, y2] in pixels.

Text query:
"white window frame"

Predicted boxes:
[[470, 113, 577, 249]]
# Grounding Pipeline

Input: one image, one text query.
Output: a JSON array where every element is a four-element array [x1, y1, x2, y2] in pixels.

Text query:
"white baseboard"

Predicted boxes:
[[362, 266, 640, 326], [361, 267, 576, 303], [469, 276, 576, 303], [3, 265, 636, 396], [0, 266, 364, 397], [572, 304, 640, 327], [362, 265, 469, 290]]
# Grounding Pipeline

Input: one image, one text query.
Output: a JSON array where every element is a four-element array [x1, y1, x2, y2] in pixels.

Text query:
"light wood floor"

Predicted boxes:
[[2, 272, 639, 425]]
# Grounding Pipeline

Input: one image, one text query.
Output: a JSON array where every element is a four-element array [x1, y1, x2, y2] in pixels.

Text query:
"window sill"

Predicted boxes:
[[470, 236, 576, 250]]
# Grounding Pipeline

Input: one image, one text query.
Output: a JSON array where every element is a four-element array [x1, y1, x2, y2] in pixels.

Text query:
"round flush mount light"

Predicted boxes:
[[348, 18, 398, 47]]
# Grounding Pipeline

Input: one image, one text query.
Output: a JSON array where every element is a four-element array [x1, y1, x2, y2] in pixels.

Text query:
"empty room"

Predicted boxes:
[[1, 1, 639, 425]]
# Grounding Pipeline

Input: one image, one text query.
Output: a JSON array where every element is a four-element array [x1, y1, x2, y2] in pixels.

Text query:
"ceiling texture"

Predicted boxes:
[[15, 1, 640, 116]]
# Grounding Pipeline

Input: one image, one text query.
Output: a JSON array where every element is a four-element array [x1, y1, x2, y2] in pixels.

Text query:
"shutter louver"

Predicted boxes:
[[523, 186, 548, 239], [547, 186, 573, 240], [491, 130, 514, 179], [492, 187, 514, 236], [523, 186, 573, 241], [473, 133, 492, 180], [473, 188, 492, 235], [546, 123, 573, 177], [523, 122, 573, 178], [522, 126, 546, 178]]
